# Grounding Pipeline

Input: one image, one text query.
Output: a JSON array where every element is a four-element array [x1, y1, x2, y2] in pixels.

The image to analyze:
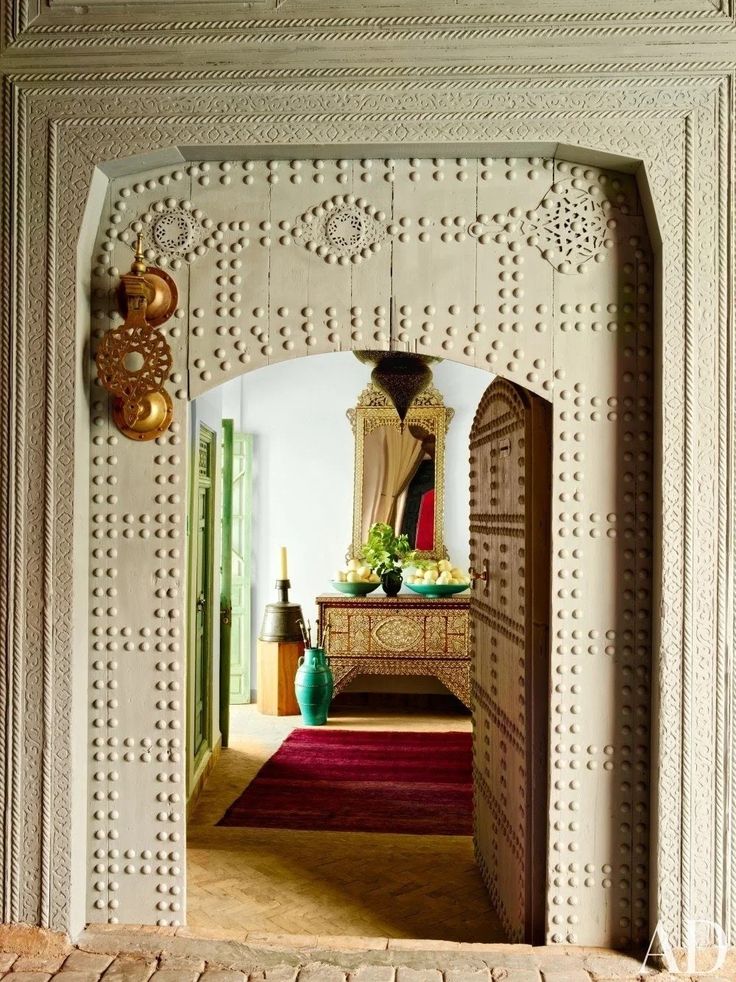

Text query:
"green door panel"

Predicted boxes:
[[229, 432, 252, 705], [188, 424, 216, 793], [219, 420, 234, 748]]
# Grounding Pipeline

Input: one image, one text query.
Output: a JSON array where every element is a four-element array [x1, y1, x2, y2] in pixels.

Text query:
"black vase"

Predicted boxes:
[[381, 569, 403, 596]]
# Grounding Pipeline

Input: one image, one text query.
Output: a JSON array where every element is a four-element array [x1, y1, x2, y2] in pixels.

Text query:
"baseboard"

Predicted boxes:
[[186, 735, 222, 819], [0, 924, 71, 956], [331, 691, 469, 714]]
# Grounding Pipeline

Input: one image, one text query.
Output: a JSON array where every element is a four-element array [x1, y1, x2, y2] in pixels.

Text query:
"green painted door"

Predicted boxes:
[[219, 420, 234, 748], [229, 432, 252, 704], [188, 425, 216, 787]]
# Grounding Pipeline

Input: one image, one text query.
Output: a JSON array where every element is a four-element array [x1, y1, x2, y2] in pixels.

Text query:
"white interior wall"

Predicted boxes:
[[216, 352, 491, 697]]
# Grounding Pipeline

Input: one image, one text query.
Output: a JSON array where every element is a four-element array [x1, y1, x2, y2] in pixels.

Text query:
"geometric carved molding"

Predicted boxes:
[[292, 198, 391, 264], [371, 615, 423, 652], [4, 4, 736, 50], [0, 63, 732, 960], [519, 181, 613, 273], [122, 202, 210, 265]]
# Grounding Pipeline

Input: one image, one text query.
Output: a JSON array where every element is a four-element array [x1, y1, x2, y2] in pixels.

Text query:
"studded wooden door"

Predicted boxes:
[[470, 378, 551, 944]]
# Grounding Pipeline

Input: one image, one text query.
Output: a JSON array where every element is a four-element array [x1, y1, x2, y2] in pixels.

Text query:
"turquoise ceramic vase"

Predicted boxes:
[[295, 647, 334, 726]]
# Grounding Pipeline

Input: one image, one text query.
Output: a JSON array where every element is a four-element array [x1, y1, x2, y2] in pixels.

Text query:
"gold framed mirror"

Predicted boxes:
[[347, 382, 454, 560]]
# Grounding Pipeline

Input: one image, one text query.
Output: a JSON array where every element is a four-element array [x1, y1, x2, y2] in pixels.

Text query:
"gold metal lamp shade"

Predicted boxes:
[[356, 351, 435, 423]]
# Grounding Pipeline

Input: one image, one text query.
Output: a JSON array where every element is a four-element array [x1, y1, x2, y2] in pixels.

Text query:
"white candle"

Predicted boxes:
[[280, 546, 288, 580]]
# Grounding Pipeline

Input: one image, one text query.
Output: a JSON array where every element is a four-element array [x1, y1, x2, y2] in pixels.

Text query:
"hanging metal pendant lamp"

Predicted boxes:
[[355, 350, 437, 423]]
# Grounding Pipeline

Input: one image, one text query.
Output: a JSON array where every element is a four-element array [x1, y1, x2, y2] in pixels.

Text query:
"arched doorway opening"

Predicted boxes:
[[184, 354, 521, 944]]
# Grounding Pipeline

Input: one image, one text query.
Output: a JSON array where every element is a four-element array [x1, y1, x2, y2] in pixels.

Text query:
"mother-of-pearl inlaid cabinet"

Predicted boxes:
[[316, 594, 472, 708]]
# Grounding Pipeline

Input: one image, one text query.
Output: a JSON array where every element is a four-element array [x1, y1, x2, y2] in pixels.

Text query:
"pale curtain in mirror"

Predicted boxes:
[[361, 426, 425, 542], [349, 382, 453, 560]]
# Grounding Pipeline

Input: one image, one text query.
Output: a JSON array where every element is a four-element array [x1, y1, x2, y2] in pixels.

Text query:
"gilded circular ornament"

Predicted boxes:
[[96, 321, 173, 413]]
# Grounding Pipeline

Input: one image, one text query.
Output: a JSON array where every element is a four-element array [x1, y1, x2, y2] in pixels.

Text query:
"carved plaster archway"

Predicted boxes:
[[1, 68, 731, 951], [87, 151, 652, 947]]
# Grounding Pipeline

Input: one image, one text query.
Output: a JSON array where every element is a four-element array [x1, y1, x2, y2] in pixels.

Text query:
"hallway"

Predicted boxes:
[[187, 706, 504, 944]]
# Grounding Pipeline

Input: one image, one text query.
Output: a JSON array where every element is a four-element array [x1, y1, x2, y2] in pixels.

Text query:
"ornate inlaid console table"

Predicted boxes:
[[316, 593, 471, 708]]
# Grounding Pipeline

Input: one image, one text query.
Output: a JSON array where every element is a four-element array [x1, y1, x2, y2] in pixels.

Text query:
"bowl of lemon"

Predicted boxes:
[[332, 559, 381, 596], [405, 559, 471, 599]]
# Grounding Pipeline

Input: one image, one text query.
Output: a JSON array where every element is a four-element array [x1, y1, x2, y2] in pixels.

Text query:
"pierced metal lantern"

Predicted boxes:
[[355, 351, 436, 424]]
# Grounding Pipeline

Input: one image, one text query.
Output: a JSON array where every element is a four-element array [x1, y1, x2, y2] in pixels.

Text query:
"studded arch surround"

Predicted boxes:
[[96, 159, 634, 400], [87, 154, 653, 946]]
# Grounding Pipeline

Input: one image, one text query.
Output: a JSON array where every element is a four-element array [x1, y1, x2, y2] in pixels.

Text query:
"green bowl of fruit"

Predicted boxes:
[[404, 559, 471, 599], [332, 560, 381, 596], [406, 582, 469, 599], [331, 580, 380, 597]]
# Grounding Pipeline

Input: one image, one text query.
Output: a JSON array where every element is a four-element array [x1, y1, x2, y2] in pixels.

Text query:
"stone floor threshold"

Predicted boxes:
[[0, 924, 733, 981]]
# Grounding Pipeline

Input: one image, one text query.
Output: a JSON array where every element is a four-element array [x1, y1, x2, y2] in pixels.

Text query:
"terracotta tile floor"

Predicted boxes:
[[0, 923, 704, 980], [187, 705, 506, 944]]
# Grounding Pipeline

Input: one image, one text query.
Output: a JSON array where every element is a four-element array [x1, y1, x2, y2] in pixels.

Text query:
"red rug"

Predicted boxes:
[[218, 728, 472, 835]]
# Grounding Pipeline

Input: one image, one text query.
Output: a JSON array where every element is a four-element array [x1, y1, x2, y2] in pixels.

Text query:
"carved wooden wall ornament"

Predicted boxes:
[[0, 53, 732, 954]]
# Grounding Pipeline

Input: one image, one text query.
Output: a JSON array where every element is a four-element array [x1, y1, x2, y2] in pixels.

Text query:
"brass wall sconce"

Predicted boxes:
[[95, 235, 178, 441]]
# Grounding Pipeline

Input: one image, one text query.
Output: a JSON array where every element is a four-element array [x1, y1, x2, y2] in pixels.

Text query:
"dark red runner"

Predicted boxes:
[[218, 728, 473, 835]]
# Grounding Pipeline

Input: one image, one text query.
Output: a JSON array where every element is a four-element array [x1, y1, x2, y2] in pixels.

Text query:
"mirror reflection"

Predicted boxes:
[[361, 423, 436, 550], [349, 382, 453, 561]]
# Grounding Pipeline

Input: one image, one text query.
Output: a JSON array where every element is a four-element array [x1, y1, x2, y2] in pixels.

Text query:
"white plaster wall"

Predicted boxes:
[[221, 377, 246, 433], [224, 353, 490, 696], [434, 360, 495, 571]]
